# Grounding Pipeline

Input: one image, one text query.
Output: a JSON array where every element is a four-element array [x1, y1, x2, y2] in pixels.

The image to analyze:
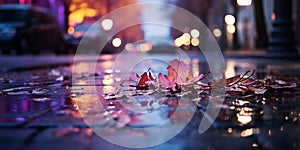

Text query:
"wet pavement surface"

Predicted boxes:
[[0, 52, 300, 150]]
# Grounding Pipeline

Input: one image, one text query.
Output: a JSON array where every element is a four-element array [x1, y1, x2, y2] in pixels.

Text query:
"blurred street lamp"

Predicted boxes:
[[225, 14, 236, 49], [225, 14, 236, 25]]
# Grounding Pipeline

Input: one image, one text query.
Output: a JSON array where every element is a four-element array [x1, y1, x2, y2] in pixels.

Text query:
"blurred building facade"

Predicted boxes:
[[0, 0, 299, 51]]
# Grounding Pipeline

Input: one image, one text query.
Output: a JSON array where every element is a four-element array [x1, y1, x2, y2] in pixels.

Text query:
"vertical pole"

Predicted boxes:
[[268, 0, 297, 53], [232, 0, 240, 49], [254, 0, 268, 48], [297, 0, 300, 47]]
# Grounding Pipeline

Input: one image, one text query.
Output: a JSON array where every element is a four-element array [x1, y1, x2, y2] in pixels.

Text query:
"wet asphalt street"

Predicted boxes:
[[0, 52, 299, 150]]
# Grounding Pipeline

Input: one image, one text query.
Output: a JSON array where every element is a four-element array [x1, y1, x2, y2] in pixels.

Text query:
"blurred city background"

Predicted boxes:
[[0, 0, 299, 55]]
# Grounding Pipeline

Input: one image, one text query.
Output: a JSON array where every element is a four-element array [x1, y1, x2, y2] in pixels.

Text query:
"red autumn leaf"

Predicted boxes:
[[137, 72, 149, 88]]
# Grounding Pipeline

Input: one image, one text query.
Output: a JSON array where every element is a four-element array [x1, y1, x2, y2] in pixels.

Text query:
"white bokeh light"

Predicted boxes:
[[112, 38, 122, 47], [101, 19, 113, 31], [190, 29, 200, 38]]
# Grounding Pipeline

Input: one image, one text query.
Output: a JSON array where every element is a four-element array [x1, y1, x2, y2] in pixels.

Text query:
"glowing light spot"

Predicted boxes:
[[103, 75, 114, 85], [68, 27, 75, 34], [84, 9, 96, 17], [112, 38, 122, 48], [227, 24, 236, 34], [125, 43, 135, 51], [241, 129, 253, 137], [103, 86, 115, 94], [252, 143, 258, 147], [225, 61, 236, 78], [104, 69, 113, 74], [225, 15, 235, 25], [69, 12, 84, 24], [227, 128, 233, 133], [184, 39, 190, 46], [183, 33, 191, 39], [237, 115, 252, 124], [73, 31, 83, 38], [80, 2, 88, 8], [237, 0, 252, 6], [69, 4, 77, 12], [191, 38, 200, 46], [190, 29, 200, 38], [19, 0, 25, 4], [174, 38, 183, 47], [272, 13, 276, 20], [138, 42, 152, 52], [115, 78, 122, 82], [102, 19, 113, 31], [213, 28, 222, 37]]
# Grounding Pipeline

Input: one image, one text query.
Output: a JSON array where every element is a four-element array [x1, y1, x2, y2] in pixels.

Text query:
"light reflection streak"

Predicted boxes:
[[240, 128, 259, 137], [225, 61, 236, 78], [103, 75, 114, 85], [237, 100, 253, 125]]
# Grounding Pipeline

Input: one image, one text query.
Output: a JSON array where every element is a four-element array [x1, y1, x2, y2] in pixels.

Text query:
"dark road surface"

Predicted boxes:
[[0, 52, 299, 150]]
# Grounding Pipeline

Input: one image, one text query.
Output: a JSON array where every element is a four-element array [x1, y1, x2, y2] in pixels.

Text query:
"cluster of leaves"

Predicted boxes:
[[226, 70, 298, 95], [135, 59, 298, 96]]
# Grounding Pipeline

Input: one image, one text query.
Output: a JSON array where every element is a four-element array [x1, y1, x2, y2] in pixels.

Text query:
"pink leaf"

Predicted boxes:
[[158, 73, 176, 90], [167, 59, 191, 84]]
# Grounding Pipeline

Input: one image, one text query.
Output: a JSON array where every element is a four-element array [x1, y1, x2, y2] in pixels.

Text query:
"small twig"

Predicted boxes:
[[228, 70, 255, 87]]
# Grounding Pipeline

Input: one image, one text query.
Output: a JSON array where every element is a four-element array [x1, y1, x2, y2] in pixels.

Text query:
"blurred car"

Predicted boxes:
[[0, 4, 65, 54]]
